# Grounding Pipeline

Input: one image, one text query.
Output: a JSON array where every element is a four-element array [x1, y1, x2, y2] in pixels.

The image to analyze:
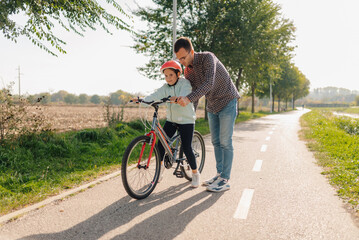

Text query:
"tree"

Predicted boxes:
[[78, 94, 89, 104], [265, 61, 310, 111], [291, 66, 310, 109], [109, 90, 134, 105], [90, 95, 101, 104], [132, 0, 296, 114], [51, 90, 68, 102], [64, 93, 78, 104], [36, 92, 51, 104], [27, 92, 50, 104], [356, 95, 359, 106], [235, 0, 295, 113], [1, 0, 131, 56]]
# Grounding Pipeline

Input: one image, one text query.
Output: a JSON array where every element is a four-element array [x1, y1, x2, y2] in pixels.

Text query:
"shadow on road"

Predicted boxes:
[[20, 183, 223, 240]]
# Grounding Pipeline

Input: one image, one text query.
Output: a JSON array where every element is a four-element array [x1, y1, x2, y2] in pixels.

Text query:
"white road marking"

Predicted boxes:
[[234, 189, 255, 219], [269, 131, 273, 135], [272, 127, 275, 130], [252, 160, 263, 172], [265, 136, 270, 141], [260, 145, 267, 152]]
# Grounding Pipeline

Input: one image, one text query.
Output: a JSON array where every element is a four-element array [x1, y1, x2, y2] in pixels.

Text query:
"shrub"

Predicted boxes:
[[126, 119, 146, 131], [334, 117, 359, 136], [0, 83, 50, 143]]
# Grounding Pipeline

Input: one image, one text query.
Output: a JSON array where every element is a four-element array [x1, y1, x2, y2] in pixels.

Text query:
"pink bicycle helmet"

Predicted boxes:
[[160, 60, 182, 74]]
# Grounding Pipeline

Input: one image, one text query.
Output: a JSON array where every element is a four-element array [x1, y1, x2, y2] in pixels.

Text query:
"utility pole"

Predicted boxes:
[[172, 0, 177, 59], [17, 66, 22, 97]]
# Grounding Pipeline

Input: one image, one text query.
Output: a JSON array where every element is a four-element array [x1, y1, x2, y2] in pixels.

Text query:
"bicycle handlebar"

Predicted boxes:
[[129, 96, 172, 106]]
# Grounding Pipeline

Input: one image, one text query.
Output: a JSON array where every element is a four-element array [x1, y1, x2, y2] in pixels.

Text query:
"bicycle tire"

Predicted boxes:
[[180, 131, 206, 181], [121, 135, 160, 199]]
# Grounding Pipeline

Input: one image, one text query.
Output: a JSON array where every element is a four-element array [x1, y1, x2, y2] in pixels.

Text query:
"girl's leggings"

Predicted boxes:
[[157, 121, 197, 170]]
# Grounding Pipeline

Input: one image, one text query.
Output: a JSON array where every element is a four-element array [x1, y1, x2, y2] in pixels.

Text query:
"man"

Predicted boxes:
[[175, 37, 240, 192]]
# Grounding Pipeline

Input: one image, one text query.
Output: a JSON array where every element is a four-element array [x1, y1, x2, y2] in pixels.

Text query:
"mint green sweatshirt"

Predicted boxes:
[[144, 78, 196, 124]]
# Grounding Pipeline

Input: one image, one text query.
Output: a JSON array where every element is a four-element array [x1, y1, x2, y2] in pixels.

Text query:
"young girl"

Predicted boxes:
[[142, 60, 200, 187]]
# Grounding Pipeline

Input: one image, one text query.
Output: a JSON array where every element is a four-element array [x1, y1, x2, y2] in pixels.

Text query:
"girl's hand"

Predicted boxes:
[[130, 97, 142, 104], [170, 96, 178, 103]]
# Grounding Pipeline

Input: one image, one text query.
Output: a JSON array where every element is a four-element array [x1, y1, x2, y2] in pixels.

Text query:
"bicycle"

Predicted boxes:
[[121, 96, 206, 199]]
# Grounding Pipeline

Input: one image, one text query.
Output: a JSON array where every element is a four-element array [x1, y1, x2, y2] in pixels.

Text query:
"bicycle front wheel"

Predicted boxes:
[[180, 131, 206, 181], [121, 135, 160, 199]]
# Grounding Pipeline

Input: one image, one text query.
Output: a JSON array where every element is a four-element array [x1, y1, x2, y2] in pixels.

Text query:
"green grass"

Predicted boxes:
[[0, 124, 142, 214], [342, 107, 359, 114], [0, 111, 274, 215], [316, 106, 359, 114], [300, 109, 359, 210]]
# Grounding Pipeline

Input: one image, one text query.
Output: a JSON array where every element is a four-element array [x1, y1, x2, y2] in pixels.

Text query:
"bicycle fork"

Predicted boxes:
[[137, 131, 157, 169]]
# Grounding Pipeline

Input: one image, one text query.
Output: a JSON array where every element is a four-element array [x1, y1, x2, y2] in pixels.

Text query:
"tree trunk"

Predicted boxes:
[[236, 68, 243, 113], [285, 100, 288, 111], [251, 83, 255, 113], [292, 99, 295, 109], [272, 92, 275, 112], [277, 97, 281, 112], [235, 68, 243, 91]]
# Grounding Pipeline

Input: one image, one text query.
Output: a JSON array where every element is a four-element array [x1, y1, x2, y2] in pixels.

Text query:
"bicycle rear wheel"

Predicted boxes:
[[121, 135, 160, 199], [180, 131, 206, 181]]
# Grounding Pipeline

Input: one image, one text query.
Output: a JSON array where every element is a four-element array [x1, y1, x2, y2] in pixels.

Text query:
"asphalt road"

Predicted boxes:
[[1, 109, 359, 240]]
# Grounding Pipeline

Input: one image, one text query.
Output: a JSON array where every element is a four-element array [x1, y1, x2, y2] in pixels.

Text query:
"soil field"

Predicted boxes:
[[38, 105, 205, 132]]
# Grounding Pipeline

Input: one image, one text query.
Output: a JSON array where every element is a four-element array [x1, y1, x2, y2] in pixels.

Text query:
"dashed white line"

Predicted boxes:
[[260, 145, 267, 152], [269, 131, 273, 135], [265, 136, 270, 141], [252, 160, 263, 172], [234, 189, 255, 219]]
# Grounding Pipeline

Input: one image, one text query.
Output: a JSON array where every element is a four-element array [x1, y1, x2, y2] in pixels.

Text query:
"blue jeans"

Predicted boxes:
[[207, 99, 237, 180]]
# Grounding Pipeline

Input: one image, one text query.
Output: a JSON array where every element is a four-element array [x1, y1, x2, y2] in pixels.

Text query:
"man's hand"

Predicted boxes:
[[177, 97, 190, 107]]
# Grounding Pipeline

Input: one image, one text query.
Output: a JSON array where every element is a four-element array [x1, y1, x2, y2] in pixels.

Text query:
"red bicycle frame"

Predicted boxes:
[[137, 130, 157, 169]]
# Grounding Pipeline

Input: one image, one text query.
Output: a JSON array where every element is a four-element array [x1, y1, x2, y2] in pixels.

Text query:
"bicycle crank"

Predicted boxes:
[[173, 170, 184, 178]]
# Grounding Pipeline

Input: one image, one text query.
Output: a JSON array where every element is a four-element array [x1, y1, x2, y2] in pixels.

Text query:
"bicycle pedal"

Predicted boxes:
[[174, 171, 184, 178]]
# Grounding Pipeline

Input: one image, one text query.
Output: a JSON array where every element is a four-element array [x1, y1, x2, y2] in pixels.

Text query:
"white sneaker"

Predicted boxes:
[[202, 173, 221, 186], [206, 177, 230, 192], [191, 172, 201, 188], [158, 161, 165, 183]]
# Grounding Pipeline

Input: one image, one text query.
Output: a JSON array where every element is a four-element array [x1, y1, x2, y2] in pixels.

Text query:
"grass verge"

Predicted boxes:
[[300, 109, 359, 213], [0, 111, 273, 215]]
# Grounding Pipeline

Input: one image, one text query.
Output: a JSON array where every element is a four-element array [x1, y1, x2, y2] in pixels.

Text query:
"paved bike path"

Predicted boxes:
[[1, 109, 359, 239]]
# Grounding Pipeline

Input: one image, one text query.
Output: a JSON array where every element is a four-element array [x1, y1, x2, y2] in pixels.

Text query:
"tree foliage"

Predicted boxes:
[[257, 60, 310, 111], [90, 94, 101, 104], [132, 0, 306, 112], [0, 0, 131, 56]]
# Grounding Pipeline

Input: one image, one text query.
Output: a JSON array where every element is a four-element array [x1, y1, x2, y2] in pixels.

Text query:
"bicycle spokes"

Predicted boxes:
[[121, 135, 160, 199]]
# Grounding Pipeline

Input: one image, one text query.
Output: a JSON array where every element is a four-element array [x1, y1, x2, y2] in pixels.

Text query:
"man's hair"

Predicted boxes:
[[174, 37, 193, 53]]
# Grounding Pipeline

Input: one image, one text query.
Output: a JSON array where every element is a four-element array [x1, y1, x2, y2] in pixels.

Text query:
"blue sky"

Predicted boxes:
[[1, 0, 358, 96]]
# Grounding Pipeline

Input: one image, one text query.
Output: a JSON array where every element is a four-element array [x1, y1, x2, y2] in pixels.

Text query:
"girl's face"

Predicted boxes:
[[163, 68, 180, 85]]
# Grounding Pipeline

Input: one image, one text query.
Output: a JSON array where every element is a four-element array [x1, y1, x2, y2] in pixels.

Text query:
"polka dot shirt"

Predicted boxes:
[[184, 52, 240, 113]]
